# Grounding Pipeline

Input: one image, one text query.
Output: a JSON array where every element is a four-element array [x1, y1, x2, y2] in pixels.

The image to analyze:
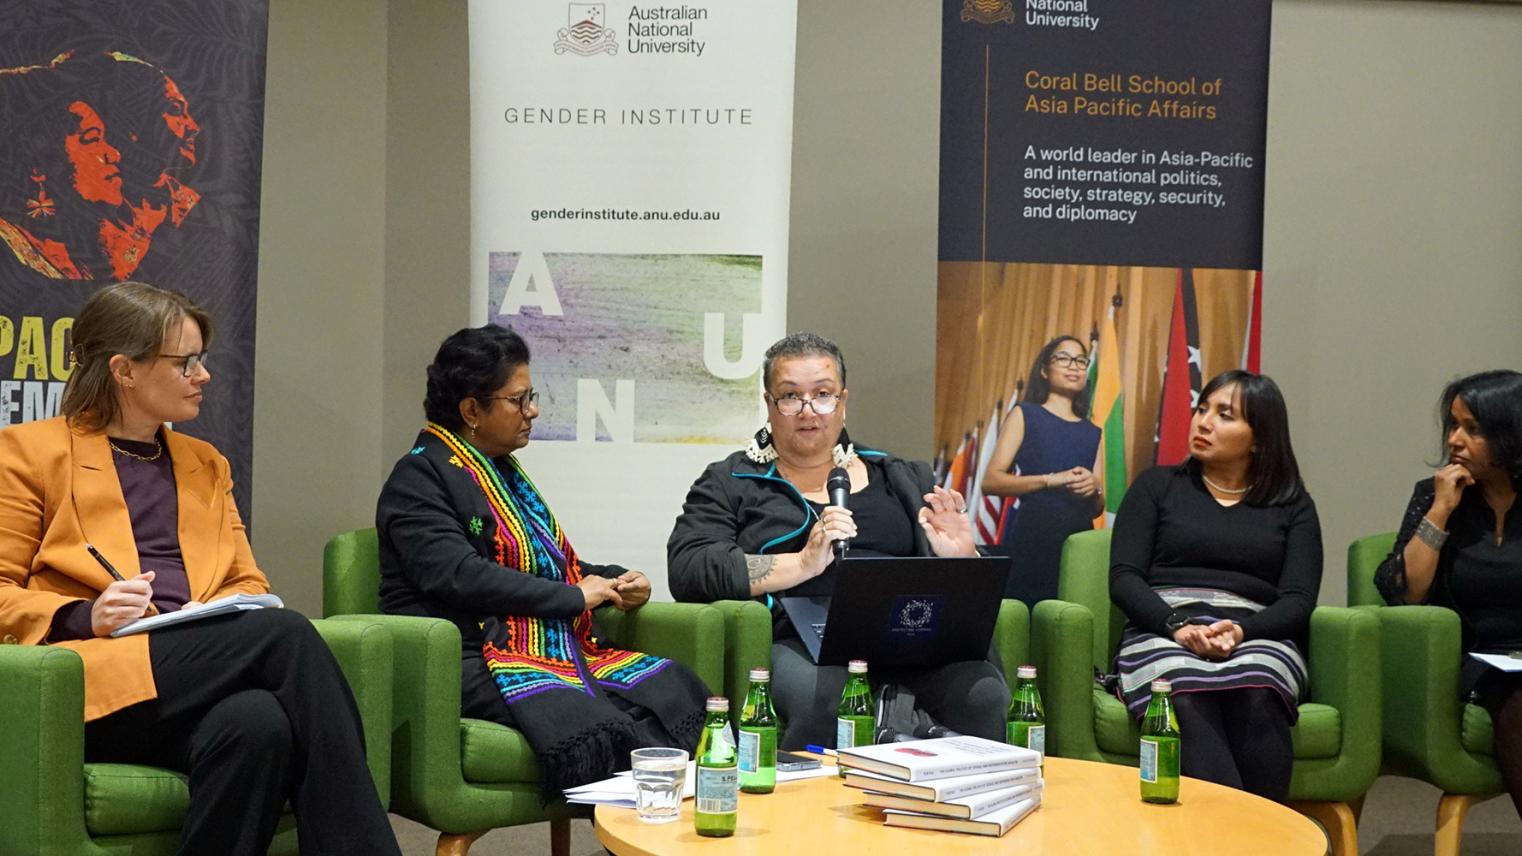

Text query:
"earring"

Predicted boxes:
[[25, 171, 55, 220]]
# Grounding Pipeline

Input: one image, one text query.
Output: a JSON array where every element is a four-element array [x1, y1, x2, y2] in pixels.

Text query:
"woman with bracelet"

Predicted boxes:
[[980, 335, 1102, 604], [1109, 370, 1320, 801], [1375, 370, 1522, 819]]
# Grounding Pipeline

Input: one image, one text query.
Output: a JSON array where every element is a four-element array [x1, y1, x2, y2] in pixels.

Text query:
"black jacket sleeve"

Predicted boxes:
[[1237, 495, 1323, 642], [666, 464, 751, 603], [1374, 480, 1435, 606], [378, 453, 586, 618], [1108, 468, 1175, 636]]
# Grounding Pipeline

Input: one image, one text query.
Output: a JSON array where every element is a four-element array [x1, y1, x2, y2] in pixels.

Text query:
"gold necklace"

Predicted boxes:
[[109, 438, 164, 463]]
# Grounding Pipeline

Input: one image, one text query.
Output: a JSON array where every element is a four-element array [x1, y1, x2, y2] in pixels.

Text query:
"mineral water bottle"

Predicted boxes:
[[695, 696, 738, 837], [836, 659, 874, 777], [1006, 664, 1046, 770], [1139, 679, 1181, 804], [738, 667, 778, 794]]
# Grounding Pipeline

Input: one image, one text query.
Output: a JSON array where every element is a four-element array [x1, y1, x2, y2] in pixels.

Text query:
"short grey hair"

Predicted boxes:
[[762, 332, 846, 391]]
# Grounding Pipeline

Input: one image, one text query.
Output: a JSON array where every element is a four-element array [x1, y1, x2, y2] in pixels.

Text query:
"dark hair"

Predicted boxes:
[[63, 281, 213, 430], [423, 324, 529, 430], [1021, 335, 1091, 419], [1180, 369, 1304, 506], [762, 331, 846, 392], [1437, 370, 1522, 485]]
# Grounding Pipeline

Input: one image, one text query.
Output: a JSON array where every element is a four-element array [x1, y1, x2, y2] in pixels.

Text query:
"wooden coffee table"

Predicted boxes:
[[596, 756, 1327, 855]]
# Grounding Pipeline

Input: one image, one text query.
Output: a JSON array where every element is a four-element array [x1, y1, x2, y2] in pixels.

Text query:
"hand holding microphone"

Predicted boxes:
[[827, 466, 852, 562]]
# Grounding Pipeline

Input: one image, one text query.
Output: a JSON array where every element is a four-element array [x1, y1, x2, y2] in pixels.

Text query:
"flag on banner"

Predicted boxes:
[[1155, 269, 1202, 465], [945, 432, 970, 493], [1090, 298, 1127, 523], [967, 401, 1004, 544], [1241, 271, 1262, 372], [950, 426, 980, 498]]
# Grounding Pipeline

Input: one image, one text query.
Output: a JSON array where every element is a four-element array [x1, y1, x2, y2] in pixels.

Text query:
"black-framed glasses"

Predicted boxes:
[[1049, 353, 1090, 370], [158, 351, 208, 377], [766, 392, 839, 416], [481, 388, 539, 414]]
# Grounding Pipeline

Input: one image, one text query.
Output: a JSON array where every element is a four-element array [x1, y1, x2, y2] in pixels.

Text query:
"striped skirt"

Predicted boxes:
[[1113, 587, 1307, 721]]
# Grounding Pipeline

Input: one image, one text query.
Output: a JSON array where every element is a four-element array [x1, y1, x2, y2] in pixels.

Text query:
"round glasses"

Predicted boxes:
[[767, 392, 839, 416]]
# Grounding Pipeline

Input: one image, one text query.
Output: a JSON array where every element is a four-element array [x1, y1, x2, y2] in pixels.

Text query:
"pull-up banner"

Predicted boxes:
[[936, 0, 1271, 602], [0, 1, 270, 514], [468, 1, 797, 596]]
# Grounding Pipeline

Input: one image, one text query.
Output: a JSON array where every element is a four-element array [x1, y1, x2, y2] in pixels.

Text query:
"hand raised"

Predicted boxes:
[[91, 571, 156, 637], [919, 486, 977, 558]]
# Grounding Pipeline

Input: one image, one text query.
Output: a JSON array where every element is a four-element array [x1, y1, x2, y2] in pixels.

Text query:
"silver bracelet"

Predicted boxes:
[[1416, 516, 1448, 551]]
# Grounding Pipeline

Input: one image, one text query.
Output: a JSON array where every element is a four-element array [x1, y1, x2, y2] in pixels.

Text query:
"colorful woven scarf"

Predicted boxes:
[[421, 424, 705, 794]]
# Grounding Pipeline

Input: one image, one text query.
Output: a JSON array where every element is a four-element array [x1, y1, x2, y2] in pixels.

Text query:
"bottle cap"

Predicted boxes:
[[1016, 665, 1037, 680], [706, 696, 729, 712], [848, 659, 868, 674], [748, 667, 770, 682], [1150, 679, 1172, 694]]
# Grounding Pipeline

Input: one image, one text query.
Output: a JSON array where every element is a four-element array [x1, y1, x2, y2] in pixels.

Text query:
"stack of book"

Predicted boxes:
[[837, 736, 1043, 836]]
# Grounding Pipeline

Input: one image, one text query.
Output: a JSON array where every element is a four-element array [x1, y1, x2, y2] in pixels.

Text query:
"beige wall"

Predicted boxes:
[[253, 0, 1522, 614]]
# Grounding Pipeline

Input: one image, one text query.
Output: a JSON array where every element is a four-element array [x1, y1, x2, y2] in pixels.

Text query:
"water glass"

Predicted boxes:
[[631, 747, 688, 824]]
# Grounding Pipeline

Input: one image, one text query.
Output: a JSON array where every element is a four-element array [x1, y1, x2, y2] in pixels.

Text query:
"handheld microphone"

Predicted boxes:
[[826, 466, 851, 561]]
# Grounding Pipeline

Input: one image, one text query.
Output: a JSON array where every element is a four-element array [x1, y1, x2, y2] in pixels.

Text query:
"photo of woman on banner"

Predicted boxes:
[[0, 50, 200, 281], [980, 334, 1102, 604], [667, 331, 1011, 749]]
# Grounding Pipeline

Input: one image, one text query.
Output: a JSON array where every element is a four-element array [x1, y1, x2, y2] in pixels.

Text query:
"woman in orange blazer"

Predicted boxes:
[[0, 282, 399, 856]]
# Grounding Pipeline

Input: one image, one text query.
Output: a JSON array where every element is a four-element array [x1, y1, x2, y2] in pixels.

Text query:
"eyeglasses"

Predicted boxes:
[[766, 392, 839, 416], [1049, 353, 1090, 370], [480, 389, 539, 414], [159, 351, 208, 377]]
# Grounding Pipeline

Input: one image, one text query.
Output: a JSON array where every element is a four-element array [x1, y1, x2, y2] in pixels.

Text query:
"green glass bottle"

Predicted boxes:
[[1139, 678, 1181, 804], [835, 659, 874, 777], [738, 667, 779, 794], [1005, 664, 1046, 770], [694, 696, 738, 837]]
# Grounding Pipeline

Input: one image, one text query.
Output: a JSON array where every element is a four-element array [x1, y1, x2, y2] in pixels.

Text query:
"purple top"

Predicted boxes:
[[47, 434, 191, 641]]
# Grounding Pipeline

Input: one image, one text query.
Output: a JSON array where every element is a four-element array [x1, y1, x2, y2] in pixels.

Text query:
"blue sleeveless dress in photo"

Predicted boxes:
[[997, 401, 1101, 604]]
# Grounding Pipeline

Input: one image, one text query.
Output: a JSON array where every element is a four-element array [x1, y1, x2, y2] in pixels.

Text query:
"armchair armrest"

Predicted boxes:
[[1292, 606, 1381, 800], [0, 645, 100, 856], [994, 599, 1031, 686], [1032, 599, 1103, 761], [311, 617, 394, 805], [1377, 605, 1502, 794], [592, 602, 724, 694]]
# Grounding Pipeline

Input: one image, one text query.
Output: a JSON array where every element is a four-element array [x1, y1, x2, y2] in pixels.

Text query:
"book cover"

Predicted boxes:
[[836, 736, 1039, 782], [843, 766, 1040, 801], [863, 779, 1043, 819], [882, 795, 1040, 836]]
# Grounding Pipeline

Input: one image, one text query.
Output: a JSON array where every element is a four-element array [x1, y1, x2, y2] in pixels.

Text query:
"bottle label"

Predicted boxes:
[[738, 730, 759, 773], [1139, 737, 1159, 784], [696, 766, 738, 814], [1026, 724, 1046, 757], [836, 717, 857, 749]]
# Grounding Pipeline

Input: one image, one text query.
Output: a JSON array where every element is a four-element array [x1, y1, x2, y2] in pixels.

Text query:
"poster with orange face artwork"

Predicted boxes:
[[0, 1, 269, 513]]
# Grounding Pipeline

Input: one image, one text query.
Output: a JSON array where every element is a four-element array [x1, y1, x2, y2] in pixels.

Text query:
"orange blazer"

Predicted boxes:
[[0, 416, 269, 720]]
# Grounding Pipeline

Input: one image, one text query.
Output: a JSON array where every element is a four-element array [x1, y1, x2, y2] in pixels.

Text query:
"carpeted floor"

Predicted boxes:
[[387, 774, 1521, 855]]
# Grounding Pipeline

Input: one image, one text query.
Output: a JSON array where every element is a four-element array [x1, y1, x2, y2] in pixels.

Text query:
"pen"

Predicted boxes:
[[804, 744, 838, 756], [85, 542, 126, 582]]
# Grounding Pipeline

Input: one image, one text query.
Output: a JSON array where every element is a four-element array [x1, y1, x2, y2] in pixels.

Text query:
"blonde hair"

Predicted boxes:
[[62, 282, 214, 430]]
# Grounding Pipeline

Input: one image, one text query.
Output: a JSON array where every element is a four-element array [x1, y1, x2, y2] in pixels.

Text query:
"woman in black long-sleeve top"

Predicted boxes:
[[1375, 370, 1522, 819], [1110, 370, 1321, 801]]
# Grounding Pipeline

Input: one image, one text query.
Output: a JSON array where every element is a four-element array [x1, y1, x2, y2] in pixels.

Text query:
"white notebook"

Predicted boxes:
[[110, 593, 284, 637]]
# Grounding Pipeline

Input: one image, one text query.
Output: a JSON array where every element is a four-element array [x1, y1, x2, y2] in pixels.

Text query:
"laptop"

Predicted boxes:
[[780, 555, 1010, 667]]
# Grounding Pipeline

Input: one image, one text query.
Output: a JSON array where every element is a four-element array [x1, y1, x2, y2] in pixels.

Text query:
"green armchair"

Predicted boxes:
[[1347, 531, 1503, 856], [323, 528, 725, 856], [1035, 528, 1381, 856], [0, 617, 394, 856]]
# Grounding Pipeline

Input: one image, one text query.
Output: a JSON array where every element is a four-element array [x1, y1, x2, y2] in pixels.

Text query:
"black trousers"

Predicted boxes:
[[770, 636, 1011, 749], [84, 608, 400, 856], [1170, 687, 1294, 802]]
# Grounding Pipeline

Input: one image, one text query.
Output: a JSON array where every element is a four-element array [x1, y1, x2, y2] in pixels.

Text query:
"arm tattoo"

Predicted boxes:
[[745, 554, 775, 585]]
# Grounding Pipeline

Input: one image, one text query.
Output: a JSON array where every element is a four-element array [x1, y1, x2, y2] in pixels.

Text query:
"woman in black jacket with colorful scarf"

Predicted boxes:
[[376, 324, 708, 795], [667, 332, 1010, 749]]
